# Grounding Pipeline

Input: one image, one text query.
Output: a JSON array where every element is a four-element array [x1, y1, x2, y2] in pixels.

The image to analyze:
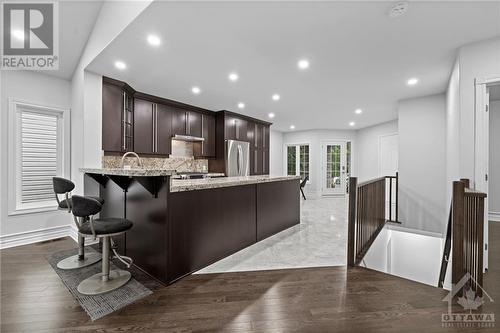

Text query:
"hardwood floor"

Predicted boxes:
[[1, 224, 499, 332]]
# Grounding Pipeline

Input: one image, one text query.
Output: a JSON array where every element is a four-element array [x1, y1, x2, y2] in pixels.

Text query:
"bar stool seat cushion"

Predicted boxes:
[[80, 218, 132, 235], [59, 196, 104, 209]]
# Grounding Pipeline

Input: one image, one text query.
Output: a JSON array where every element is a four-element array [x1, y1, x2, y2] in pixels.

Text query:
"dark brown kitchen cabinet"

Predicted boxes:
[[225, 116, 247, 141], [194, 113, 215, 158], [133, 99, 154, 154], [156, 104, 173, 155], [102, 78, 133, 152], [171, 109, 187, 135], [187, 111, 202, 137], [134, 99, 172, 156], [171, 110, 202, 137]]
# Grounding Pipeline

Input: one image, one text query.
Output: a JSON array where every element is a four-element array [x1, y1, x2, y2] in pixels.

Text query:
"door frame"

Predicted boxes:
[[475, 76, 500, 272], [283, 142, 311, 181], [321, 140, 348, 196]]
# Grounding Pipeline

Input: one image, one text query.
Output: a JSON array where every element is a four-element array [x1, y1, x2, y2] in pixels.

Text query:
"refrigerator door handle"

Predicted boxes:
[[237, 145, 243, 176]]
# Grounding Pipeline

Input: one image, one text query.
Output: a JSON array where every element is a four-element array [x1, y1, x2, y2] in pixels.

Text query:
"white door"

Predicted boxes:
[[322, 142, 347, 195], [379, 134, 399, 220], [379, 134, 399, 176]]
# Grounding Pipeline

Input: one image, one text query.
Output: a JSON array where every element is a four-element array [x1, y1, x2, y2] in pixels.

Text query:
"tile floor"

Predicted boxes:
[[196, 194, 348, 273]]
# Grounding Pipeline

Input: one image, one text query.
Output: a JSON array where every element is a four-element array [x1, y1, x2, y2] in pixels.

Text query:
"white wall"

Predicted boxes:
[[270, 130, 284, 176], [356, 120, 398, 182], [489, 100, 500, 215], [83, 71, 103, 168], [0, 71, 72, 246], [282, 129, 357, 195], [457, 38, 500, 182], [362, 225, 444, 288], [445, 60, 460, 207], [398, 94, 447, 235]]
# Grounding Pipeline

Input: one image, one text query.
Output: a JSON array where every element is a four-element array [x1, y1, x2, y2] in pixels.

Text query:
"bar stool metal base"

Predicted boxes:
[[77, 270, 132, 295], [56, 252, 101, 270]]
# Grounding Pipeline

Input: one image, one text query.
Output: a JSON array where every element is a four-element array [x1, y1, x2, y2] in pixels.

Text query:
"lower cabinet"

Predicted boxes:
[[168, 185, 256, 283]]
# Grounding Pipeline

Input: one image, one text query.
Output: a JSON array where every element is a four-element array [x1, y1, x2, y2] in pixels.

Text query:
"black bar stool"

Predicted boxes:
[[71, 195, 134, 295], [53, 177, 103, 270]]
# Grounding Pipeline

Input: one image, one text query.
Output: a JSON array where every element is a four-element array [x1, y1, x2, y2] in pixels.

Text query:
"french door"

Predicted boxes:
[[322, 141, 347, 195]]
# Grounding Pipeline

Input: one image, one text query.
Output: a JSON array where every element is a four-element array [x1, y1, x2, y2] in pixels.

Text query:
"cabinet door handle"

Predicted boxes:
[[155, 104, 158, 153], [122, 92, 126, 150], [152, 103, 155, 153]]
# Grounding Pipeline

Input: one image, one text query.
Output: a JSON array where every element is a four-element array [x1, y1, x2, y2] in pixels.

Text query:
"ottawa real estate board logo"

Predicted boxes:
[[1, 1, 59, 70]]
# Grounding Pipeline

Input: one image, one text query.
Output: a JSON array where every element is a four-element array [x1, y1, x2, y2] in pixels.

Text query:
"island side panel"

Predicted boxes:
[[256, 179, 301, 241], [168, 184, 256, 283], [126, 177, 170, 283]]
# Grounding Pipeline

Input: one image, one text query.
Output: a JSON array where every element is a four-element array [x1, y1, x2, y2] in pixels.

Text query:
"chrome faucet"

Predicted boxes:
[[120, 152, 142, 169]]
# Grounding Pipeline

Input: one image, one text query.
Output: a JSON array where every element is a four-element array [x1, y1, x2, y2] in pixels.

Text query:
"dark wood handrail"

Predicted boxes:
[[347, 174, 399, 267]]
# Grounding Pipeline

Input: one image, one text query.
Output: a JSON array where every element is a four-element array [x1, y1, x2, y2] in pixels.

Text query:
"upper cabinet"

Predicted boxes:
[[171, 109, 187, 136], [133, 99, 173, 156], [102, 77, 269, 164], [194, 113, 216, 158], [225, 115, 247, 141], [102, 78, 134, 152]]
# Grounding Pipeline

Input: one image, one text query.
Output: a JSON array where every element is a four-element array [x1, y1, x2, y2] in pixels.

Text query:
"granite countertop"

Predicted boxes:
[[170, 175, 301, 192], [80, 168, 176, 177]]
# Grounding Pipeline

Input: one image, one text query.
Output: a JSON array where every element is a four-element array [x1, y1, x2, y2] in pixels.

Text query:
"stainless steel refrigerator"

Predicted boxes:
[[225, 140, 250, 176]]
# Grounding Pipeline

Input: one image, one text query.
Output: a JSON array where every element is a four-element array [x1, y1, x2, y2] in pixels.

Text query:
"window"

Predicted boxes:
[[286, 144, 309, 180], [8, 99, 69, 214]]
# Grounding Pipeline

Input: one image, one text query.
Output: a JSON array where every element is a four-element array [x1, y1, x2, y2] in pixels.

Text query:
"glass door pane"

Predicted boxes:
[[322, 142, 347, 195], [287, 146, 296, 176]]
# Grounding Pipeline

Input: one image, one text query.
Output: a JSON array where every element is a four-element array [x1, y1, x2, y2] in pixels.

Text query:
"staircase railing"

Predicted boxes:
[[347, 174, 399, 267], [452, 179, 486, 294], [438, 178, 486, 293]]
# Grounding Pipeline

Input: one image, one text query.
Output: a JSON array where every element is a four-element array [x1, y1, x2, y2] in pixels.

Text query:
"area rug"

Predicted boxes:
[[47, 247, 154, 321]]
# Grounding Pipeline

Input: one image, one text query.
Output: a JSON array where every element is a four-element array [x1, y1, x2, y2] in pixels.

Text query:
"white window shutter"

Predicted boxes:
[[20, 111, 59, 203]]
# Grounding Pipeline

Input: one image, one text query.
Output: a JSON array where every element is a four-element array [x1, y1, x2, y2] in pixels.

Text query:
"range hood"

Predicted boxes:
[[172, 134, 205, 142]]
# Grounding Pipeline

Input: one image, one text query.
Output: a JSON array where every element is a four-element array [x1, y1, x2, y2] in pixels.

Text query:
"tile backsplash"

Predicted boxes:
[[102, 154, 208, 173]]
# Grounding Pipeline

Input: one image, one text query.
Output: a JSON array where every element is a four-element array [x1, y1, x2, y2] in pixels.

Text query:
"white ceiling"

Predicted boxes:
[[41, 0, 102, 79], [87, 1, 500, 131]]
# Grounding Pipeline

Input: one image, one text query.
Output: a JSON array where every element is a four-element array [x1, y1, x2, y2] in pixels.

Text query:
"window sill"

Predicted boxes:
[[8, 205, 59, 216]]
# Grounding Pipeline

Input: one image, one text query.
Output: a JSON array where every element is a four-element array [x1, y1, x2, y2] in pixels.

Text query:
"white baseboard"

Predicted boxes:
[[489, 212, 500, 222], [0, 225, 100, 250], [0, 225, 72, 250]]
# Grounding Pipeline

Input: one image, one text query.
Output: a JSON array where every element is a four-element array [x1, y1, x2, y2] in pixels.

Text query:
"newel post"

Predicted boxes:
[[347, 177, 357, 267], [451, 180, 465, 284]]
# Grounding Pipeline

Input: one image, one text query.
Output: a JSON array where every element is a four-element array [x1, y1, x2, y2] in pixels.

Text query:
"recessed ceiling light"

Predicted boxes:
[[229, 72, 239, 82], [114, 60, 126, 70], [290, 125, 295, 130], [147, 34, 161, 46], [407, 77, 419, 86], [349, 121, 355, 127], [191, 86, 201, 94], [238, 102, 245, 109], [268, 113, 275, 119], [272, 94, 280, 101], [11, 29, 24, 41], [298, 59, 310, 70], [355, 108, 363, 114]]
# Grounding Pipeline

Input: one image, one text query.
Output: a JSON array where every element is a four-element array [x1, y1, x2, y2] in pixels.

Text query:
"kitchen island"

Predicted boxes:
[[82, 168, 300, 284]]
